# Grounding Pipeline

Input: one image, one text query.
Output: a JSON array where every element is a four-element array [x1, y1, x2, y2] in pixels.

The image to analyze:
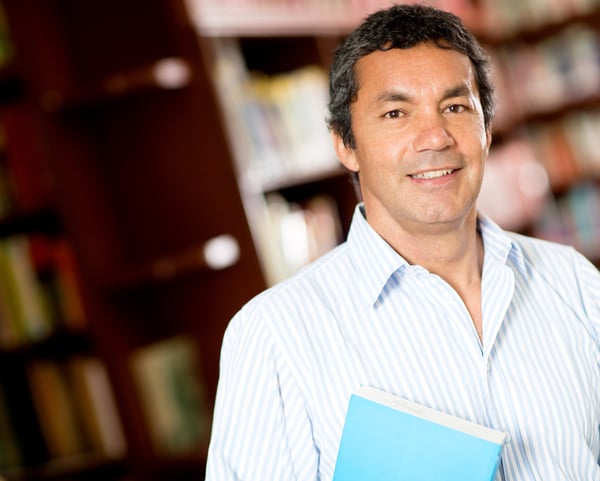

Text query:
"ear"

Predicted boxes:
[[331, 131, 359, 173]]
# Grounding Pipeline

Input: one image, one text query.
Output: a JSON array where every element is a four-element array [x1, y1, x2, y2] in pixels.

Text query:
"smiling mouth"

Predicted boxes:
[[410, 168, 456, 179]]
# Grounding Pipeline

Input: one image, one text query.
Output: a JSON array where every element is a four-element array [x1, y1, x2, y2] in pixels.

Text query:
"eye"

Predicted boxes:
[[445, 104, 468, 114], [383, 109, 405, 119]]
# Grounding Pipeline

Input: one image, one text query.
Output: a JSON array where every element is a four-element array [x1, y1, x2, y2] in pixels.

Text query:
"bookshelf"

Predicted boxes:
[[0, 0, 599, 480], [475, 0, 600, 262], [0, 0, 266, 480], [196, 28, 362, 284]]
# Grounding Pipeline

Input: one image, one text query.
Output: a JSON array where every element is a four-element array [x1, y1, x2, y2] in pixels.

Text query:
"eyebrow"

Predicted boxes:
[[444, 85, 471, 99], [375, 84, 473, 105]]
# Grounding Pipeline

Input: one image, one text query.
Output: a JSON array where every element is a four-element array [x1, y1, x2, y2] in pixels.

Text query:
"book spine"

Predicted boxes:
[[27, 360, 88, 458], [66, 356, 127, 457], [129, 336, 212, 455]]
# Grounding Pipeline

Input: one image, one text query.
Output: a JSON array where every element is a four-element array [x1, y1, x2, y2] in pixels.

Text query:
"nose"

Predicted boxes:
[[411, 112, 454, 152]]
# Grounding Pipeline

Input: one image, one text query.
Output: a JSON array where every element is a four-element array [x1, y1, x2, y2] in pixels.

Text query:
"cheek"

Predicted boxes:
[[354, 144, 396, 180], [357, 126, 407, 162]]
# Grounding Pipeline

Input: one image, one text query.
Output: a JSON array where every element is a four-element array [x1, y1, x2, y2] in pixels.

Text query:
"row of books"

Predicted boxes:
[[492, 23, 600, 129], [258, 193, 342, 284], [213, 39, 338, 191], [188, 0, 473, 24], [1, 335, 212, 473], [0, 356, 126, 471], [191, 0, 472, 12], [528, 108, 600, 191], [479, 0, 600, 36], [533, 181, 600, 261], [478, 135, 600, 261], [478, 139, 550, 232], [0, 235, 87, 349], [188, 0, 598, 37]]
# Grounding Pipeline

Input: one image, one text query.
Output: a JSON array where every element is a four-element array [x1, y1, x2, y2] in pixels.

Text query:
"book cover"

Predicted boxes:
[[66, 356, 127, 457], [129, 336, 212, 455], [0, 236, 53, 345], [333, 386, 509, 481], [27, 360, 87, 458]]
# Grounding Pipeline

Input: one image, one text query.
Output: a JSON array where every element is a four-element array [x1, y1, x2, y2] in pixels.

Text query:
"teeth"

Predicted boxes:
[[411, 169, 453, 179]]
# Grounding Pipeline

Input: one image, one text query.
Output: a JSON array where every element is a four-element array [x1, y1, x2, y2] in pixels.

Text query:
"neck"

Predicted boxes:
[[396, 215, 485, 340], [380, 213, 484, 288], [367, 209, 485, 340]]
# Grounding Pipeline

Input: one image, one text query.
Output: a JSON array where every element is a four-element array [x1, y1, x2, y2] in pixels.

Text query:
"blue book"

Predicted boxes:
[[333, 386, 509, 481]]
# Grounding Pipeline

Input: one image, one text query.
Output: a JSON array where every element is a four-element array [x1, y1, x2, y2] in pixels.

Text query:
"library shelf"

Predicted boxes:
[[0, 209, 61, 238], [257, 164, 349, 194], [0, 328, 90, 359], [39, 57, 193, 114], [105, 233, 241, 292], [185, 0, 483, 37], [0, 61, 22, 104], [3, 453, 128, 481], [478, 3, 600, 44], [0, 0, 265, 480], [190, 9, 367, 37]]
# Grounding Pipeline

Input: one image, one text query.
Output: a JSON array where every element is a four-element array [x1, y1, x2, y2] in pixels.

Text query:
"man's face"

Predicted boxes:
[[333, 42, 491, 240]]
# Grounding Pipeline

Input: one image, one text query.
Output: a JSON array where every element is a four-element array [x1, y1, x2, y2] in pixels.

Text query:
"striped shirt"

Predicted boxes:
[[206, 204, 600, 481]]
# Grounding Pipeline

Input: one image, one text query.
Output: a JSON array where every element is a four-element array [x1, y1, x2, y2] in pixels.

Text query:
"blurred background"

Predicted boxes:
[[0, 0, 598, 480]]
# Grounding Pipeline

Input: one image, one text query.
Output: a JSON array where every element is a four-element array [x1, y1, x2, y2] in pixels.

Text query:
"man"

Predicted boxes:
[[206, 4, 600, 480]]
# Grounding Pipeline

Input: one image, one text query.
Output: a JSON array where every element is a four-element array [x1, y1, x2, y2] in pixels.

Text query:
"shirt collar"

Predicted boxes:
[[477, 212, 527, 275], [346, 204, 527, 306], [346, 204, 409, 306]]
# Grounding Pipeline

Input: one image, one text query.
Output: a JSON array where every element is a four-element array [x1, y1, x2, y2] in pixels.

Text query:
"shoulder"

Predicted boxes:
[[224, 242, 354, 347], [219, 242, 356, 392], [479, 213, 592, 284], [507, 231, 600, 327], [507, 231, 594, 277]]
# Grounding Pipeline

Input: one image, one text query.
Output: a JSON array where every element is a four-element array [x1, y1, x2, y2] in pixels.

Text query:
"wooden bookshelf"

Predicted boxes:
[[477, 2, 600, 263], [187, 4, 367, 37], [0, 0, 266, 480], [185, 0, 481, 36]]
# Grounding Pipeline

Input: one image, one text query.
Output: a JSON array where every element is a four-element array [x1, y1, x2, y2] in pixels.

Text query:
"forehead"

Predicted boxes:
[[354, 43, 477, 99]]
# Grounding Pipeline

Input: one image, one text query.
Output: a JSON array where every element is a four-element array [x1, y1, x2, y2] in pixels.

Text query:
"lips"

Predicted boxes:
[[410, 168, 456, 179]]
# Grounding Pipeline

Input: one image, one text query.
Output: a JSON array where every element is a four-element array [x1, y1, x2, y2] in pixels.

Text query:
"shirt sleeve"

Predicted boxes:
[[205, 304, 319, 481]]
